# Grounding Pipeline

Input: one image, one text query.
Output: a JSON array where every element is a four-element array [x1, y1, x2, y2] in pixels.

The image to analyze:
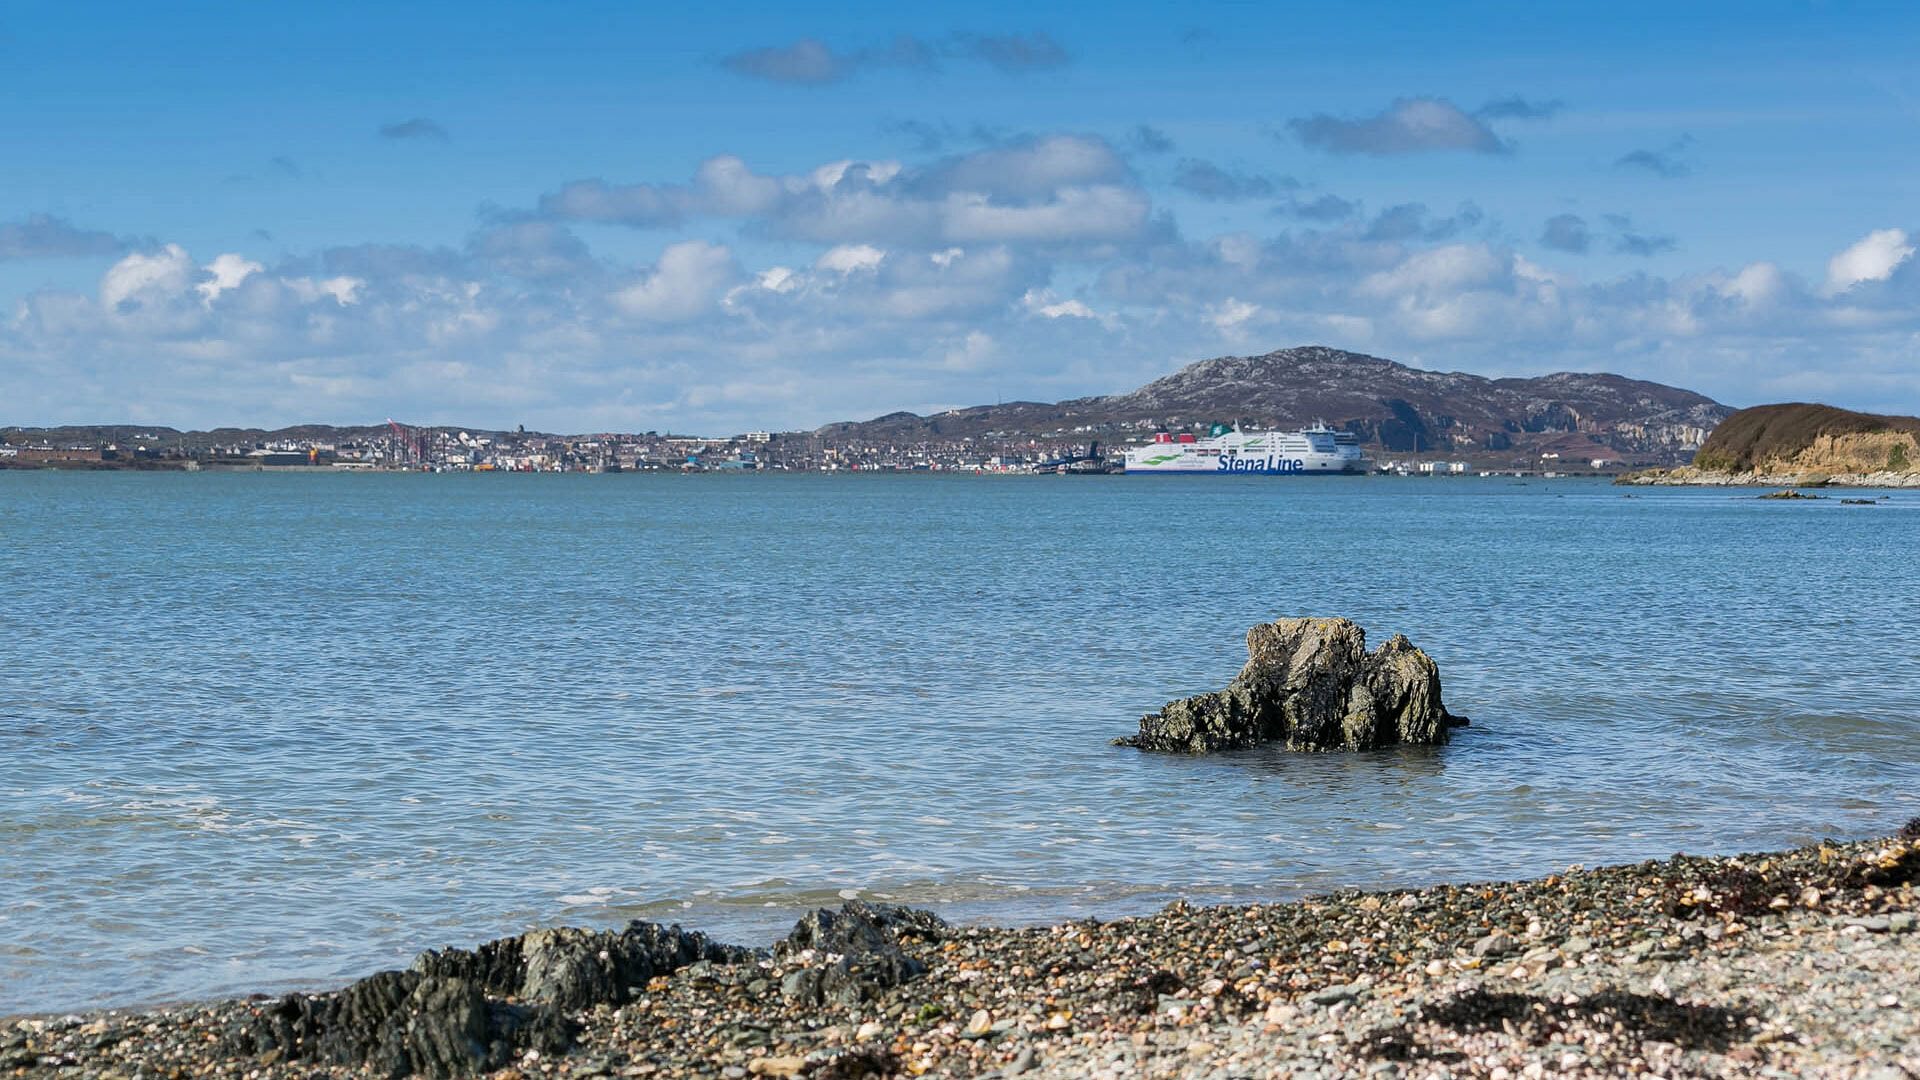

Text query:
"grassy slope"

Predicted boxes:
[[1693, 403, 1920, 474]]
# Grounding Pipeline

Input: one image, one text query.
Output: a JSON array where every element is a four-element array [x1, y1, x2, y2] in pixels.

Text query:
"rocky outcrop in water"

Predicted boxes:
[[1116, 617, 1467, 754]]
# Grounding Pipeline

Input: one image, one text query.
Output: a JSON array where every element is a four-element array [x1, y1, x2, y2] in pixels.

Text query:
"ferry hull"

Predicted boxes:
[[1122, 454, 1363, 474], [1121, 424, 1368, 475]]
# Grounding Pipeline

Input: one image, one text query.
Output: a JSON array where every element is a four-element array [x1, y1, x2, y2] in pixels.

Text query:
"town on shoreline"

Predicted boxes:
[[0, 422, 1640, 478]]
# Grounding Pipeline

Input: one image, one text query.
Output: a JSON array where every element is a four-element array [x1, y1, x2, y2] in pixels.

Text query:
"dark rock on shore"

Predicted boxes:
[[233, 970, 560, 1078], [231, 920, 756, 1076], [413, 921, 757, 1010], [1116, 617, 1466, 753], [776, 901, 948, 1006]]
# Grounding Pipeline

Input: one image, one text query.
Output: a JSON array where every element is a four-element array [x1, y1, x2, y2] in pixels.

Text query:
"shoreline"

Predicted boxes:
[[8, 831, 1917, 1078], [1619, 466, 1920, 488]]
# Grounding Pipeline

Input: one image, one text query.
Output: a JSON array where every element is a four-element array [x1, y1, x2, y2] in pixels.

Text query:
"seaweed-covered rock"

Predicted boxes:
[[235, 920, 755, 1076], [235, 971, 543, 1078], [1116, 617, 1466, 753], [775, 901, 947, 1006], [411, 920, 756, 1009]]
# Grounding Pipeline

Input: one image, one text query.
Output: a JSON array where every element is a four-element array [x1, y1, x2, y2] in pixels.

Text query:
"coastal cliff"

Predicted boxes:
[[1623, 402, 1920, 487]]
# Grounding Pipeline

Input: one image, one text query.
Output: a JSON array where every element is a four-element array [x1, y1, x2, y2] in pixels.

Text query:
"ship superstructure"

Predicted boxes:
[[1122, 424, 1366, 474]]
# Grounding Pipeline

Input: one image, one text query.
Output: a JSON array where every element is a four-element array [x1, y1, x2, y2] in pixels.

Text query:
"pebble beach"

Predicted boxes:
[[9, 829, 1918, 1080]]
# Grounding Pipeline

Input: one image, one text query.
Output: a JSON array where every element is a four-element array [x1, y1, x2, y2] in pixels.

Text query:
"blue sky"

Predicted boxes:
[[3, 0, 1918, 431]]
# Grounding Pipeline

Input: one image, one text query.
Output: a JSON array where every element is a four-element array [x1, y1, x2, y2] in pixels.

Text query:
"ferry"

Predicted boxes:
[[1122, 423, 1367, 475]]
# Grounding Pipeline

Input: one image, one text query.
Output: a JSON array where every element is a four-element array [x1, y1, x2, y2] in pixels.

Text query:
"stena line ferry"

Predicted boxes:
[[1121, 423, 1367, 474]]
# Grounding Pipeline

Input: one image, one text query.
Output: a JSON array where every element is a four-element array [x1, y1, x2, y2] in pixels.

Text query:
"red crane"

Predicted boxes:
[[386, 418, 430, 467]]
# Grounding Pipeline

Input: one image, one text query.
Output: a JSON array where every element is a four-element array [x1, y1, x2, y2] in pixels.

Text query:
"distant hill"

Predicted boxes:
[[819, 345, 1731, 465], [1691, 403, 1920, 475], [0, 423, 405, 453]]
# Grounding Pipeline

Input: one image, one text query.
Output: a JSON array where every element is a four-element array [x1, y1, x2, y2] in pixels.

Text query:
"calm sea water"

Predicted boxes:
[[3, 472, 1917, 1013]]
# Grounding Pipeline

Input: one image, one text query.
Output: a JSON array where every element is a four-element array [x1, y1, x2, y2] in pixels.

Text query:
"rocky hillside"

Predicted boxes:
[[1690, 403, 1920, 475], [820, 345, 1730, 465]]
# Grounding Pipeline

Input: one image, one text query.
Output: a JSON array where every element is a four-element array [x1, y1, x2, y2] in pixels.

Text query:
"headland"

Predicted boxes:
[[1621, 402, 1920, 488]]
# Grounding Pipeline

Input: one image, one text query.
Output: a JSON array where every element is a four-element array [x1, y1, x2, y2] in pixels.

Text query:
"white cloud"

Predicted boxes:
[[102, 244, 194, 310], [941, 329, 998, 371], [937, 185, 1148, 244], [814, 244, 886, 274], [613, 241, 737, 321], [13, 139, 1920, 435], [297, 276, 366, 306], [197, 253, 265, 305], [691, 155, 786, 216], [1208, 297, 1262, 336], [537, 136, 1150, 250], [1359, 244, 1507, 298], [1290, 98, 1506, 156], [754, 266, 799, 294], [1720, 262, 1790, 309], [1825, 228, 1914, 295], [1022, 288, 1096, 319], [923, 134, 1127, 199]]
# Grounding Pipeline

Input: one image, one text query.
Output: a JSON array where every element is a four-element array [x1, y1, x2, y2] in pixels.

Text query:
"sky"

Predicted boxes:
[[3, 0, 1919, 433]]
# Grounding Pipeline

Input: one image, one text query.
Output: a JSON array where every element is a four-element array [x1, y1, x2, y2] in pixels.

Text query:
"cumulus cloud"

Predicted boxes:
[[1364, 202, 1483, 243], [1616, 136, 1693, 178], [1289, 98, 1508, 156], [1474, 96, 1564, 121], [951, 32, 1069, 72], [1171, 160, 1293, 201], [13, 124, 1920, 433], [537, 135, 1149, 249], [379, 118, 449, 141], [721, 36, 929, 85], [0, 214, 127, 261], [1540, 213, 1591, 253], [1274, 194, 1359, 222], [101, 244, 195, 311], [879, 119, 1009, 153], [814, 244, 887, 273], [1206, 297, 1263, 339], [467, 221, 595, 280], [1127, 125, 1174, 155], [1022, 288, 1097, 319], [1597, 214, 1676, 257], [1539, 213, 1675, 257], [1825, 228, 1915, 295], [721, 31, 1067, 85], [1613, 231, 1677, 257], [196, 253, 265, 304], [614, 241, 738, 321]]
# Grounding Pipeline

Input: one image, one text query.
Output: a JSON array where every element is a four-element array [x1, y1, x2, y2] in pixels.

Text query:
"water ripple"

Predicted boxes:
[[1, 472, 1916, 1012]]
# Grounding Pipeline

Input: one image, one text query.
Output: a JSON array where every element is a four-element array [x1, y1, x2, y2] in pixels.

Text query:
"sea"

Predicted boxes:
[[3, 471, 1917, 1014]]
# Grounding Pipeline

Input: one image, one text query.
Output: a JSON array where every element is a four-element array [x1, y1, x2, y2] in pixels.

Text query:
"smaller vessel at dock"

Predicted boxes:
[[1122, 423, 1366, 474]]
